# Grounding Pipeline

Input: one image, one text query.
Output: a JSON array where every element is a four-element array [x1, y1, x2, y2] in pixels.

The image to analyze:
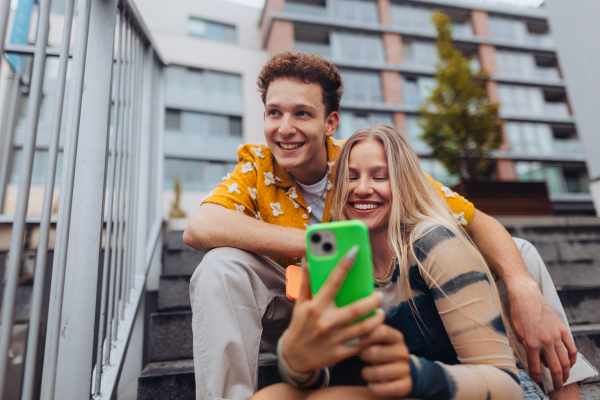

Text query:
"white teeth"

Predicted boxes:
[[280, 143, 302, 150], [354, 203, 380, 210]]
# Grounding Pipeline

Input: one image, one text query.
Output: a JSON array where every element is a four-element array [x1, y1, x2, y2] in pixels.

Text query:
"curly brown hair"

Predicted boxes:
[[257, 51, 343, 116]]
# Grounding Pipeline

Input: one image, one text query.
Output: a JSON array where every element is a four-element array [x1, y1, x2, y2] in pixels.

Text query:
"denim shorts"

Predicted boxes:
[[518, 362, 549, 400]]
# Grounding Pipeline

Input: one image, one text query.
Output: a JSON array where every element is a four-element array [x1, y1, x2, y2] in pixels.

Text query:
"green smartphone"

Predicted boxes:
[[306, 220, 375, 321]]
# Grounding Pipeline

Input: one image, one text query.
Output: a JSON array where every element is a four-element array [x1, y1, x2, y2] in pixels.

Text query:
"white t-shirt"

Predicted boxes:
[[297, 174, 328, 225]]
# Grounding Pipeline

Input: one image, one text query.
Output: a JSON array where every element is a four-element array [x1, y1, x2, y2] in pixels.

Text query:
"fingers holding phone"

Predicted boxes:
[[359, 324, 413, 398], [281, 246, 384, 374]]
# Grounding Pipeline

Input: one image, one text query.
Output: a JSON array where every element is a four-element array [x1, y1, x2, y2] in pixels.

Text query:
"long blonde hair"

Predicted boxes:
[[330, 123, 526, 369]]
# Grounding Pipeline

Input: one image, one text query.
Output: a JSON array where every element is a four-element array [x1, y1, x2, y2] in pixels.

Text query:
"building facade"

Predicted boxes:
[[135, 0, 271, 216], [258, 0, 594, 215], [2, 0, 595, 217]]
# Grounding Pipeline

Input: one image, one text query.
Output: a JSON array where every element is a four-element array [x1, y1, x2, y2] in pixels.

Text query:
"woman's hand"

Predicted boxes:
[[360, 324, 412, 398], [281, 245, 385, 373]]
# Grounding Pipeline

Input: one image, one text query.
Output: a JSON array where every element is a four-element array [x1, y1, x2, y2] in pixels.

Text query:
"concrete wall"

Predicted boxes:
[[546, 0, 600, 215]]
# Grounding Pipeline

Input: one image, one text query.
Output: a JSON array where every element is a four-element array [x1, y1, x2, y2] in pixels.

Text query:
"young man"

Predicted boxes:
[[184, 52, 596, 400]]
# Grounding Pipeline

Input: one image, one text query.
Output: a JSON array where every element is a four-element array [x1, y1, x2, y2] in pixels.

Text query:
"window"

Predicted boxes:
[[390, 4, 435, 33], [188, 17, 236, 44], [402, 40, 437, 68], [330, 32, 384, 63], [339, 70, 382, 104], [420, 158, 458, 187], [164, 109, 242, 140], [401, 76, 436, 107], [286, 0, 327, 17], [489, 16, 528, 44], [515, 162, 564, 195], [337, 112, 392, 139], [10, 149, 63, 186], [496, 50, 536, 78], [405, 116, 429, 153], [165, 66, 242, 101], [329, 0, 378, 24], [497, 84, 544, 117], [294, 27, 331, 57], [505, 122, 553, 155], [163, 158, 238, 191]]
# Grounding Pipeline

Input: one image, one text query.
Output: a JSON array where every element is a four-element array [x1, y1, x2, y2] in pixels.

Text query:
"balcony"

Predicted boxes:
[[285, 0, 379, 25], [543, 102, 571, 119], [553, 139, 583, 155], [294, 41, 331, 58]]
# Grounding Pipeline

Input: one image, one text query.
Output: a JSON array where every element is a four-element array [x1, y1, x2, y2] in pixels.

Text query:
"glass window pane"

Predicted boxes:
[[188, 18, 208, 37], [184, 160, 205, 191], [183, 112, 205, 138], [545, 166, 563, 195], [207, 162, 227, 190], [164, 158, 183, 189], [165, 109, 181, 131], [208, 114, 227, 137], [229, 117, 242, 137], [207, 21, 223, 41]]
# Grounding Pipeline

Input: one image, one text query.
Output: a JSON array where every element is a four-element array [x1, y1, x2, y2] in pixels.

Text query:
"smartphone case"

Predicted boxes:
[[286, 264, 303, 301], [306, 220, 375, 319]]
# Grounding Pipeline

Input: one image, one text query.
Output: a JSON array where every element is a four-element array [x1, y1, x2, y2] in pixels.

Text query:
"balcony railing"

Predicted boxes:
[[553, 139, 583, 155], [543, 102, 571, 118], [0, 0, 164, 399]]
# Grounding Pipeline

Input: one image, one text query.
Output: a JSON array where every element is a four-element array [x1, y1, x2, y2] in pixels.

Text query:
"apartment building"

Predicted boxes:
[[260, 0, 595, 214]]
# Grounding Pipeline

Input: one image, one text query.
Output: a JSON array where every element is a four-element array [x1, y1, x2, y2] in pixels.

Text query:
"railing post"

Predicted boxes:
[[52, 0, 119, 397], [135, 44, 153, 275], [0, 0, 52, 394]]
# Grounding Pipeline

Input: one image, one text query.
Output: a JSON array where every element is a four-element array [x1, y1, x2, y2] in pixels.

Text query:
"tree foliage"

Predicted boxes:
[[419, 11, 503, 181], [168, 178, 187, 219]]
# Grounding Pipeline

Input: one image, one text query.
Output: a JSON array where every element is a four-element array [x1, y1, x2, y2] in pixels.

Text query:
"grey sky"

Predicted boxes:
[[224, 0, 544, 9]]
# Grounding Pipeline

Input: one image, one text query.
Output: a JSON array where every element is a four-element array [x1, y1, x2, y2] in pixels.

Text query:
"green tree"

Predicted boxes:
[[168, 178, 187, 219], [419, 11, 503, 181]]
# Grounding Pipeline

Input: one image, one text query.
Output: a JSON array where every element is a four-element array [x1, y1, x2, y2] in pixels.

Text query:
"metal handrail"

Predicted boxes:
[[0, 0, 165, 398]]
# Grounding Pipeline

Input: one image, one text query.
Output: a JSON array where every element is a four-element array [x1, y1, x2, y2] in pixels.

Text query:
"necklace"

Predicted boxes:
[[305, 169, 330, 214], [373, 254, 396, 284]]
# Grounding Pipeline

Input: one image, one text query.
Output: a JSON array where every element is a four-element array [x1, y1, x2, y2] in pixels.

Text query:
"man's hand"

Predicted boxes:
[[509, 279, 577, 391]]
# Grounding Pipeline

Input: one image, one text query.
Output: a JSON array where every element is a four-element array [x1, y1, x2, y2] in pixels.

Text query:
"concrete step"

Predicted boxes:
[[148, 311, 193, 363], [137, 355, 281, 400], [163, 249, 204, 276], [158, 276, 191, 311], [557, 287, 600, 325], [580, 382, 600, 400], [572, 329, 600, 379], [166, 231, 188, 251], [545, 261, 600, 287]]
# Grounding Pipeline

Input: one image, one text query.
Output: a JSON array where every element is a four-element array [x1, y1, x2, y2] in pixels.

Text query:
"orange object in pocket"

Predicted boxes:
[[286, 265, 303, 301]]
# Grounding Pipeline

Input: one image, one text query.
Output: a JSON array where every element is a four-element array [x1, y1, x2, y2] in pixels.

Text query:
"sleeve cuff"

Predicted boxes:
[[276, 335, 330, 389]]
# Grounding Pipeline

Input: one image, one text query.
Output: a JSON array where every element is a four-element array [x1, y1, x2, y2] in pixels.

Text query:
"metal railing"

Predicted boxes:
[[0, 0, 164, 398]]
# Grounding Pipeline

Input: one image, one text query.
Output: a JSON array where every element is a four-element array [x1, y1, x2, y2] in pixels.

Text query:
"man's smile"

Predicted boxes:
[[277, 142, 306, 151]]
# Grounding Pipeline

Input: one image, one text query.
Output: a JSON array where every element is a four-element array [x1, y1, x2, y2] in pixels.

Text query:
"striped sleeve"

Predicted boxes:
[[407, 224, 523, 400]]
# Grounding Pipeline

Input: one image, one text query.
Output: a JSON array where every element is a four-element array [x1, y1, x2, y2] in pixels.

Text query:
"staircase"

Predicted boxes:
[[138, 217, 600, 399]]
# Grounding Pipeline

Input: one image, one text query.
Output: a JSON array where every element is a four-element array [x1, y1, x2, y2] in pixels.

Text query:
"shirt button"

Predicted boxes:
[[303, 214, 307, 219]]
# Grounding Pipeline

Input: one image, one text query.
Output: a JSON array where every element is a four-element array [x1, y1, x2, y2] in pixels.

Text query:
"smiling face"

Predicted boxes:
[[264, 77, 339, 185], [343, 139, 392, 234]]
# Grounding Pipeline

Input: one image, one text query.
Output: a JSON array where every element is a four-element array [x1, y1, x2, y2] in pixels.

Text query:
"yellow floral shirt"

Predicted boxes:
[[201, 137, 474, 267]]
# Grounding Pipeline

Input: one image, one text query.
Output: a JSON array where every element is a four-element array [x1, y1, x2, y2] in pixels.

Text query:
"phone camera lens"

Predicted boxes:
[[323, 243, 333, 252], [311, 234, 321, 243]]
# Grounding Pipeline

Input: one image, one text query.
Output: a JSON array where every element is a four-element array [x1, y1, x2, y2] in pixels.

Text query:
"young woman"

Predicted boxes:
[[252, 124, 547, 400]]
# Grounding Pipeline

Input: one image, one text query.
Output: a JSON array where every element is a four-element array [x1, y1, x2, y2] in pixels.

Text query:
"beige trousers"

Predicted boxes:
[[189, 240, 597, 400]]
